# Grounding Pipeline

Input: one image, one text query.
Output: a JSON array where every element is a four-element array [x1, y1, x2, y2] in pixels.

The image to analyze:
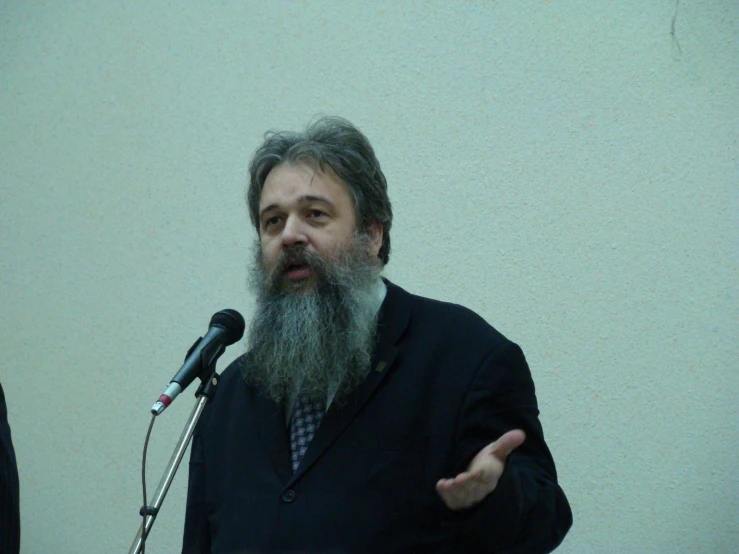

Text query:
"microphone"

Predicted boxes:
[[151, 309, 245, 415]]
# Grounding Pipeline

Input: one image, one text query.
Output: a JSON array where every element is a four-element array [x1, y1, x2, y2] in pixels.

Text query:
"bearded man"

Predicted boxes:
[[182, 117, 572, 553]]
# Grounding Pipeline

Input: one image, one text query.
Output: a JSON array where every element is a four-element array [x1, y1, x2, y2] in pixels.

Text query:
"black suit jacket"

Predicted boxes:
[[183, 280, 572, 553], [0, 382, 20, 554]]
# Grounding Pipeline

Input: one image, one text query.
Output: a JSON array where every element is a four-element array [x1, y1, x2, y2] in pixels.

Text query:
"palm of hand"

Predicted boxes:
[[436, 429, 525, 511]]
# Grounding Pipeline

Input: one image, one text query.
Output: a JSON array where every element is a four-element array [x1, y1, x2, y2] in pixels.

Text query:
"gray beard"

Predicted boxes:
[[243, 234, 382, 405]]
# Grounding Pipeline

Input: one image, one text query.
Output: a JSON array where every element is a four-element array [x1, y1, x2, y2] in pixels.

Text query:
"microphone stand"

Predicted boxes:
[[127, 369, 220, 554]]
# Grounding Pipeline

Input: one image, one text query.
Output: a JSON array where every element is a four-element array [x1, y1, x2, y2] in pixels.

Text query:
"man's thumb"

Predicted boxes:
[[491, 429, 526, 460]]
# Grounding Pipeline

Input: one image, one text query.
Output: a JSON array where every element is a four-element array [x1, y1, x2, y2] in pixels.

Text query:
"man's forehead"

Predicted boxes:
[[259, 163, 349, 207], [260, 195, 336, 218]]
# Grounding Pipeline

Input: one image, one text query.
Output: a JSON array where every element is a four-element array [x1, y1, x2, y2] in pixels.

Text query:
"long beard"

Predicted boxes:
[[243, 234, 382, 405]]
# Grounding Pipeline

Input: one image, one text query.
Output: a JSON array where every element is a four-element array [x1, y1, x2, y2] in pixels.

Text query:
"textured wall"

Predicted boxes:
[[1, 1, 737, 552]]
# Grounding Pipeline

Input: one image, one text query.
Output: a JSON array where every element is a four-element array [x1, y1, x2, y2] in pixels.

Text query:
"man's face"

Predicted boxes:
[[258, 163, 381, 290]]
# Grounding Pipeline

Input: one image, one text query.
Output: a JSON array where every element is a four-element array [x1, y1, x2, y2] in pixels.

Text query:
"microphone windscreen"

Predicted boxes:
[[210, 309, 245, 345]]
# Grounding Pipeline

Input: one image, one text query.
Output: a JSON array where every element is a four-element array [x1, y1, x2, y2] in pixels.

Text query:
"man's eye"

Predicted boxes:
[[308, 210, 326, 219], [264, 216, 281, 228]]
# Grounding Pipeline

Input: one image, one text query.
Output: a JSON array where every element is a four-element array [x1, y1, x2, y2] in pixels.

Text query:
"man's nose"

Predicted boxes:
[[281, 215, 307, 247]]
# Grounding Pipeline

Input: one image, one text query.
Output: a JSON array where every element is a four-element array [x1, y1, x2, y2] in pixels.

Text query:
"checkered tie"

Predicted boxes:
[[289, 395, 326, 472]]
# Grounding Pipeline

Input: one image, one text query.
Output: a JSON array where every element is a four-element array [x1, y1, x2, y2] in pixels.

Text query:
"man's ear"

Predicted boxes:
[[368, 221, 383, 258]]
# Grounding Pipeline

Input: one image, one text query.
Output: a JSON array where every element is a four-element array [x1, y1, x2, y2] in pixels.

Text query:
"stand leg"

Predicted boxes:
[[128, 394, 210, 554]]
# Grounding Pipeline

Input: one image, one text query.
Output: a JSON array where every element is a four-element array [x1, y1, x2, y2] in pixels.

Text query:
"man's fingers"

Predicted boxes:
[[436, 471, 474, 489], [490, 429, 526, 460], [436, 476, 490, 510]]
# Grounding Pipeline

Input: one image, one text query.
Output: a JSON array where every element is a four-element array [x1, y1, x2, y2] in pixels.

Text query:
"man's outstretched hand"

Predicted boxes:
[[436, 429, 526, 511]]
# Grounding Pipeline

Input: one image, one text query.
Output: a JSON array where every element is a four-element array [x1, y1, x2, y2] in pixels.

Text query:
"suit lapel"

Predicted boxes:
[[289, 279, 412, 484], [248, 383, 293, 484]]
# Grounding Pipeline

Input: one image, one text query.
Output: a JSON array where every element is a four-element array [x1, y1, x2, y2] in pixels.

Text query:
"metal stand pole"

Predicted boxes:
[[128, 373, 219, 554]]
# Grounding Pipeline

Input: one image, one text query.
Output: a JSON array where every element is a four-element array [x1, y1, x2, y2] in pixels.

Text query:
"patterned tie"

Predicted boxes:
[[289, 395, 326, 472]]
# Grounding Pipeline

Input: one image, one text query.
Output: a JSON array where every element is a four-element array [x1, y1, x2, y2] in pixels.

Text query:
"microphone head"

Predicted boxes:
[[210, 309, 246, 345]]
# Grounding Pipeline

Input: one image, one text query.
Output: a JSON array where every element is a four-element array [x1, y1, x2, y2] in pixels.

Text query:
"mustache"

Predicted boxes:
[[273, 246, 316, 273]]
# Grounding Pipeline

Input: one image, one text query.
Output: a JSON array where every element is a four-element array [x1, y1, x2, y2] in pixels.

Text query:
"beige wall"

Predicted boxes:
[[1, 1, 737, 552]]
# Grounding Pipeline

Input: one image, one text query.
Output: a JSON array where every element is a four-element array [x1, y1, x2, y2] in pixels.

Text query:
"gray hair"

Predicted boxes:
[[247, 116, 393, 265]]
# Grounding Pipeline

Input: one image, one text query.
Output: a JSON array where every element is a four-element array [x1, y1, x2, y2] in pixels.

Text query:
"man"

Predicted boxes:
[[182, 117, 572, 553], [1, 381, 21, 554]]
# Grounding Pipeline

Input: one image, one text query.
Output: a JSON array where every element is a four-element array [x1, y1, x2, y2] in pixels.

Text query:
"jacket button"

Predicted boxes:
[[281, 489, 296, 503]]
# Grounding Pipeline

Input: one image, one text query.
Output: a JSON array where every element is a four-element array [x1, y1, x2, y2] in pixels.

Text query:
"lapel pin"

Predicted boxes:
[[374, 361, 387, 373]]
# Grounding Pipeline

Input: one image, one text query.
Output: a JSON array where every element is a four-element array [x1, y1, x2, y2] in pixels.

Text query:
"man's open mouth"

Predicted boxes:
[[283, 262, 312, 281]]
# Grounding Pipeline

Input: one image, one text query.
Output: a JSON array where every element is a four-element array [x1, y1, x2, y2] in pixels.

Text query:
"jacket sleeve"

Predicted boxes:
[[450, 341, 572, 553], [0, 383, 21, 554], [182, 428, 211, 554]]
